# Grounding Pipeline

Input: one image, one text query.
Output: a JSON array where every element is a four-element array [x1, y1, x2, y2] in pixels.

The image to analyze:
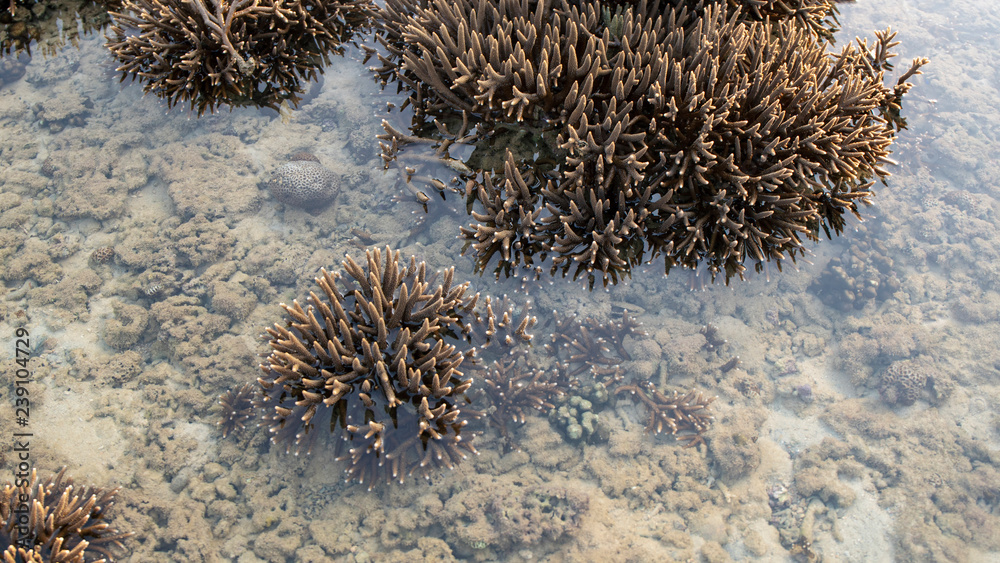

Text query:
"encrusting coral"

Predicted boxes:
[[0, 468, 130, 563], [257, 246, 518, 487], [375, 0, 928, 287], [105, 0, 374, 114]]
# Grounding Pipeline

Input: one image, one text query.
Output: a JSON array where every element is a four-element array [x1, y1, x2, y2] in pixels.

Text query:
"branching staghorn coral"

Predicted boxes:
[[615, 383, 716, 447], [375, 0, 927, 287], [544, 310, 643, 383], [471, 348, 563, 448], [258, 247, 522, 487], [217, 381, 256, 438], [106, 0, 373, 114], [0, 468, 130, 563]]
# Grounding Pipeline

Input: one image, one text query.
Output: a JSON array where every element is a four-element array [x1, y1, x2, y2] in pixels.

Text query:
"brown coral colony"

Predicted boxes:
[[0, 469, 130, 563], [105, 0, 374, 113], [257, 247, 495, 487], [376, 0, 928, 286]]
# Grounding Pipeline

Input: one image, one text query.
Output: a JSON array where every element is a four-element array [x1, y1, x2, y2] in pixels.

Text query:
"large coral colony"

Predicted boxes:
[[376, 0, 927, 286], [101, 0, 926, 283]]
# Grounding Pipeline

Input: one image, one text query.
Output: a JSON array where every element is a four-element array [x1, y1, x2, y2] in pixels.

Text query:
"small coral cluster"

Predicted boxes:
[[878, 361, 927, 406], [106, 0, 373, 113], [257, 247, 503, 487], [0, 468, 130, 563], [548, 384, 608, 442], [239, 247, 718, 477], [473, 347, 561, 447], [265, 153, 340, 209], [545, 310, 642, 382], [217, 381, 256, 438], [376, 0, 927, 286], [615, 383, 716, 447]]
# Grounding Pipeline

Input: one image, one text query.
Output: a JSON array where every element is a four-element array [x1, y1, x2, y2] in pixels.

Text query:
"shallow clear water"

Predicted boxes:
[[1, 1, 998, 561]]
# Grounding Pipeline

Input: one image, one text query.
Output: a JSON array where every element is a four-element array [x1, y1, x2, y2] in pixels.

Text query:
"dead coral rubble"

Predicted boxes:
[[0, 468, 130, 563], [257, 247, 516, 488], [106, 0, 374, 114], [376, 0, 927, 287]]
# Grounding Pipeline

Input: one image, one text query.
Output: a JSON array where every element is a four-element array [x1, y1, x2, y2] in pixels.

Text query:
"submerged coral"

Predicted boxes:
[[257, 247, 509, 487], [376, 0, 927, 286], [473, 348, 562, 447], [266, 154, 340, 209], [0, 468, 130, 563], [878, 361, 927, 406], [89, 246, 116, 265], [615, 383, 716, 447], [548, 385, 609, 443], [218, 381, 256, 438], [545, 310, 642, 383], [106, 0, 374, 114]]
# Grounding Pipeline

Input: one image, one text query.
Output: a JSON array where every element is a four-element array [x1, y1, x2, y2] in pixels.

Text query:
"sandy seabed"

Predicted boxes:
[[1, 0, 999, 561]]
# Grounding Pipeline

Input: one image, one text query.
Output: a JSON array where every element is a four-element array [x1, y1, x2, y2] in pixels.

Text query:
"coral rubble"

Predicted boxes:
[[105, 0, 374, 114], [257, 247, 508, 487], [0, 468, 130, 563], [375, 0, 927, 286]]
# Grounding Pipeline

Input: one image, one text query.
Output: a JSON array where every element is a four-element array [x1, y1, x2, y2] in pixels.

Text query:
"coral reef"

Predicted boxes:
[[257, 247, 512, 487], [265, 154, 340, 209], [105, 0, 374, 113], [376, 0, 927, 286], [218, 381, 256, 438], [0, 468, 130, 563], [614, 383, 716, 447]]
